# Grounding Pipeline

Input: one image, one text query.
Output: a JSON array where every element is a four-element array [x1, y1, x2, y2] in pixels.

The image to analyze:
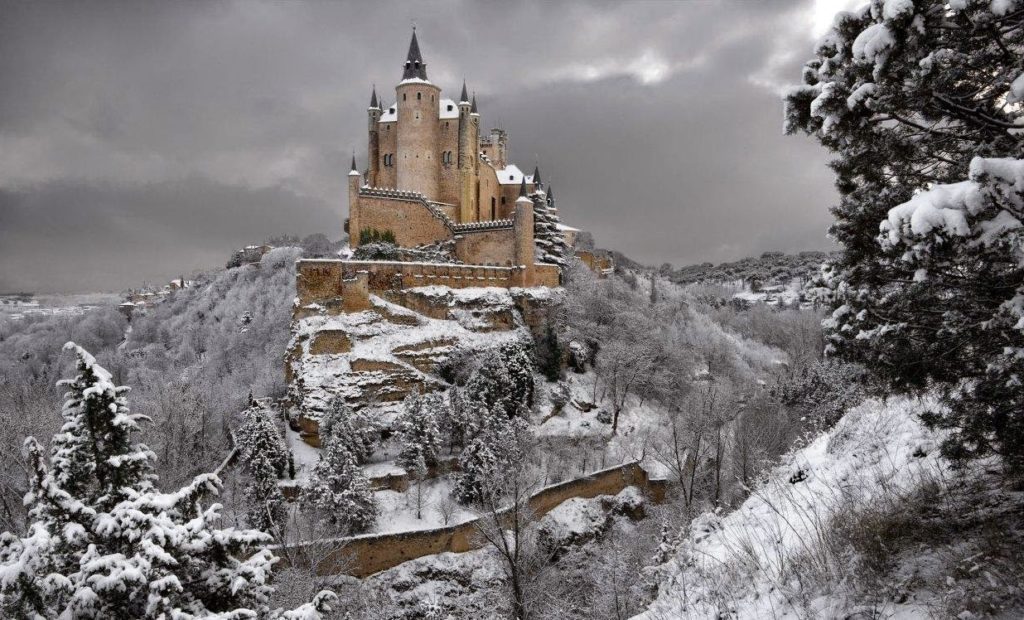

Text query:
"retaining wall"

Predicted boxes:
[[275, 461, 664, 578]]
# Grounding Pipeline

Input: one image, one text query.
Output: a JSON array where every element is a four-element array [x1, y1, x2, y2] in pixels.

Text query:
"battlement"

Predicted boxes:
[[451, 219, 513, 232], [295, 259, 560, 312]]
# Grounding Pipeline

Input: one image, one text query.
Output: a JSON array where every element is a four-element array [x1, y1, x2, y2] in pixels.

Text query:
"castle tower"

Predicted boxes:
[[367, 85, 381, 187], [395, 29, 441, 200], [513, 178, 535, 284], [457, 82, 479, 223], [347, 154, 361, 246]]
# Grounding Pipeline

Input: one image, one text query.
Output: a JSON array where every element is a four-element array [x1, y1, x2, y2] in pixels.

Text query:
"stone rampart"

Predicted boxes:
[[296, 259, 541, 308], [275, 461, 661, 578]]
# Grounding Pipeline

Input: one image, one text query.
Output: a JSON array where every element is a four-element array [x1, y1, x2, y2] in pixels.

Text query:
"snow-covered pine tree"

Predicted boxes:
[[318, 399, 379, 464], [304, 440, 377, 533], [246, 449, 287, 534], [461, 341, 535, 421], [453, 414, 528, 505], [395, 392, 442, 472], [0, 343, 337, 618], [532, 188, 571, 266], [238, 403, 289, 478], [51, 342, 157, 510], [785, 0, 1024, 468]]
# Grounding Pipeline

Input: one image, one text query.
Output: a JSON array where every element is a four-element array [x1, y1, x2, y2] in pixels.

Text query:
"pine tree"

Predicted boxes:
[[304, 441, 377, 533], [395, 392, 442, 472], [453, 414, 527, 505], [532, 189, 571, 266], [319, 400, 378, 464], [245, 450, 287, 534], [462, 341, 535, 421], [0, 343, 337, 618], [785, 0, 1024, 468], [238, 403, 289, 478], [51, 343, 156, 510]]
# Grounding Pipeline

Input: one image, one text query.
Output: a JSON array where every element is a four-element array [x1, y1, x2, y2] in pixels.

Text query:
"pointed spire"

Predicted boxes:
[[350, 152, 358, 172], [470, 92, 478, 114], [459, 79, 469, 104], [532, 165, 542, 189], [546, 185, 554, 203], [518, 177, 528, 198], [402, 28, 428, 81], [370, 84, 379, 109]]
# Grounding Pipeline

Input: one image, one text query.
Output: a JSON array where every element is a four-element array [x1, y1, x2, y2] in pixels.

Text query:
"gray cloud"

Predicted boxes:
[[0, 0, 839, 292]]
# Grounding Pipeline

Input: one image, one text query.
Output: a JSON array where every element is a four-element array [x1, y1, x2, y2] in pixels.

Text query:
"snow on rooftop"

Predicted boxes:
[[439, 98, 459, 119], [498, 164, 529, 185], [397, 77, 433, 87], [379, 98, 461, 123]]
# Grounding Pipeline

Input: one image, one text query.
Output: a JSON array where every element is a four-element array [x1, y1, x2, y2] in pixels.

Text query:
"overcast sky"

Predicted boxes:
[[0, 0, 857, 293]]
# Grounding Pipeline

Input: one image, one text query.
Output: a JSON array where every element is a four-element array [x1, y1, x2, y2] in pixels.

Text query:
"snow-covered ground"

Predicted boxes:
[[0, 292, 120, 321], [635, 395, 950, 619]]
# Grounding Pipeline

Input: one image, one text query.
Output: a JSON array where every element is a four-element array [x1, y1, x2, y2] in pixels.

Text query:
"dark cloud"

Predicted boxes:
[[0, 0, 839, 292]]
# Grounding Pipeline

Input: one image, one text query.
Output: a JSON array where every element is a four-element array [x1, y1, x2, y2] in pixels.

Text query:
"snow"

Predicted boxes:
[[852, 23, 895, 72], [496, 164, 527, 185], [376, 97, 461, 122], [370, 477, 476, 534], [439, 98, 459, 119], [880, 157, 1024, 249], [881, 0, 915, 20], [635, 395, 948, 620]]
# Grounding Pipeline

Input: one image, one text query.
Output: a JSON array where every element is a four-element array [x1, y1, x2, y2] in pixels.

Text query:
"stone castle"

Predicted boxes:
[[287, 31, 607, 435], [339, 29, 569, 290]]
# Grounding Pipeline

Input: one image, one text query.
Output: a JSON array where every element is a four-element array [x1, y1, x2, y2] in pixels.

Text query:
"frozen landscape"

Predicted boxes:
[[2, 1, 1024, 618]]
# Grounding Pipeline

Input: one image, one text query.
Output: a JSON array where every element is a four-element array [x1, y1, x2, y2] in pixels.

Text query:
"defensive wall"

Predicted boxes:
[[295, 259, 560, 314], [274, 461, 667, 578]]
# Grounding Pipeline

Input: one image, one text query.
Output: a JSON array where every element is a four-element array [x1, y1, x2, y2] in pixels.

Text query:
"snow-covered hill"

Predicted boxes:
[[636, 396, 957, 619]]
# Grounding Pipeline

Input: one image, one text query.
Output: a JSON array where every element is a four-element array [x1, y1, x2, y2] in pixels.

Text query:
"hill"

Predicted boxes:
[[668, 250, 838, 286]]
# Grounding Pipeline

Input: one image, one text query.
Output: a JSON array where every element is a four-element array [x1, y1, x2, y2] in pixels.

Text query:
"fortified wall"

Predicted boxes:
[[275, 461, 667, 578], [295, 258, 560, 316]]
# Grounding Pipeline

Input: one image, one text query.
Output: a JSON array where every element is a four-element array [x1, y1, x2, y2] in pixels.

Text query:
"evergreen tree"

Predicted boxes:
[[532, 189, 571, 266], [238, 403, 288, 478], [245, 450, 287, 534], [462, 341, 535, 420], [0, 343, 337, 618], [304, 440, 377, 533], [785, 0, 1024, 468], [453, 414, 527, 505], [51, 343, 156, 510], [395, 392, 442, 472], [319, 400, 378, 464]]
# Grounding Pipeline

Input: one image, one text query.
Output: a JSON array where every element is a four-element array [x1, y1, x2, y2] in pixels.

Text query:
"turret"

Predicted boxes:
[[513, 178, 536, 283], [367, 85, 381, 187], [457, 82, 478, 223], [348, 153, 361, 248], [395, 28, 440, 199], [532, 165, 543, 191]]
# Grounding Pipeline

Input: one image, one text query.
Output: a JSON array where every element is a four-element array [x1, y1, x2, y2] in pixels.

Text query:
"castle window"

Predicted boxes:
[[417, 92, 421, 101], [491, 197, 496, 220], [403, 94, 406, 101], [447, 104, 453, 112], [501, 196, 506, 205]]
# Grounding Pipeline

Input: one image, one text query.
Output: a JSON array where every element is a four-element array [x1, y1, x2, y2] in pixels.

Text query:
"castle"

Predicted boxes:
[[341, 29, 568, 289]]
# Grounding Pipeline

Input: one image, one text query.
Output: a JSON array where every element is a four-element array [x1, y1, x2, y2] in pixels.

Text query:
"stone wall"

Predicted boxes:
[[453, 225, 516, 266], [353, 193, 451, 248], [275, 461, 661, 578]]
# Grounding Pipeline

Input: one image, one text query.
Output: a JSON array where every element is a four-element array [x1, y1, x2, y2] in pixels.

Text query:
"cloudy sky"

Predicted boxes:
[[0, 0, 857, 293]]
